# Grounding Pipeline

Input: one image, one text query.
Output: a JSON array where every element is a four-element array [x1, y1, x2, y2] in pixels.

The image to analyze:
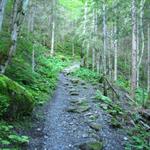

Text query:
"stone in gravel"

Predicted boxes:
[[71, 78, 80, 84], [88, 114, 99, 121], [66, 105, 90, 113], [78, 140, 103, 150], [70, 92, 79, 96], [66, 106, 78, 113], [36, 128, 42, 131], [100, 103, 108, 110], [89, 123, 101, 131], [83, 85, 88, 89], [90, 133, 100, 140], [81, 81, 86, 85], [64, 82, 69, 86], [82, 133, 88, 138]]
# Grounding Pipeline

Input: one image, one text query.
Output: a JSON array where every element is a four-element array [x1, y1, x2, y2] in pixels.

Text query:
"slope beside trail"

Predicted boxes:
[[28, 65, 127, 150]]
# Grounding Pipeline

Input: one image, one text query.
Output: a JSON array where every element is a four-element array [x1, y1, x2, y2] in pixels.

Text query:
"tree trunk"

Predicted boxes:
[[92, 48, 95, 71], [148, 24, 150, 93], [81, 1, 88, 67], [86, 43, 89, 68], [72, 43, 75, 57], [137, 0, 145, 87], [0, 0, 27, 74], [50, 0, 56, 56], [114, 23, 118, 81], [0, 0, 7, 31], [96, 51, 100, 73], [102, 2, 107, 75], [28, 2, 35, 33], [131, 0, 137, 98], [50, 19, 55, 56]]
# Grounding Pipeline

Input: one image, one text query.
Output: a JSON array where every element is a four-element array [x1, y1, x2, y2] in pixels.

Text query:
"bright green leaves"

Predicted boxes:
[[59, 0, 83, 20], [0, 122, 29, 148]]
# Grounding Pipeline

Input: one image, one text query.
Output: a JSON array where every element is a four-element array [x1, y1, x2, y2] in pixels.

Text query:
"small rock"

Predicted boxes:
[[82, 133, 88, 138], [83, 86, 88, 89], [88, 114, 99, 121], [78, 140, 103, 150], [71, 78, 80, 84], [81, 81, 86, 85], [37, 128, 42, 131], [70, 92, 79, 96], [89, 123, 101, 131], [124, 137, 128, 141]]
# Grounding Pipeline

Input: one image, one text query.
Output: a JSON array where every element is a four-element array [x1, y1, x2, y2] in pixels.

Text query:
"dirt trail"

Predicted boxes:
[[28, 66, 127, 150]]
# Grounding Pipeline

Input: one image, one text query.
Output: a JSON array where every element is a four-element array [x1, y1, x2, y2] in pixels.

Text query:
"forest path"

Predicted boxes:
[[28, 65, 127, 150]]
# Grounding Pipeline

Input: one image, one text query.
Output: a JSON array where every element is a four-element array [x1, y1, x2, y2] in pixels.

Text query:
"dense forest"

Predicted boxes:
[[0, 0, 150, 149]]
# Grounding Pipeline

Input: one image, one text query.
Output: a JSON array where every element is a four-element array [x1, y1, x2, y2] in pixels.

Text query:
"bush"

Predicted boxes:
[[71, 68, 100, 83]]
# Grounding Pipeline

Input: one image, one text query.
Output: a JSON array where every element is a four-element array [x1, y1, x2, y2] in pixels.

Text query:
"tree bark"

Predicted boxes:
[[102, 2, 107, 75], [114, 23, 118, 81], [50, 0, 56, 56], [0, 0, 28, 74], [148, 24, 150, 93], [0, 0, 7, 31], [131, 0, 137, 98], [81, 1, 88, 67], [137, 0, 145, 87]]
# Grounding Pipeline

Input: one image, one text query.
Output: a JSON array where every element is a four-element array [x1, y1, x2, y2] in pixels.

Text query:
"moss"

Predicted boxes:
[[0, 75, 34, 118]]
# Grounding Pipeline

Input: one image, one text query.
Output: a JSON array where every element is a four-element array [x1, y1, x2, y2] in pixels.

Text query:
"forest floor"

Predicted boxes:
[[27, 64, 129, 150]]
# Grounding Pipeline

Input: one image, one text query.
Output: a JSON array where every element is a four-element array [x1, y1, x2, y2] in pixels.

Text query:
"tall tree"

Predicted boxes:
[[148, 24, 150, 93], [137, 0, 145, 87], [102, 1, 107, 75], [131, 0, 137, 98], [0, 0, 29, 74], [50, 0, 56, 56], [0, 0, 7, 31], [81, 1, 88, 67]]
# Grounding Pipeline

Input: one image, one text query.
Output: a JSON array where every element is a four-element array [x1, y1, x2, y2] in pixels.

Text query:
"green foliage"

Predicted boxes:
[[95, 90, 112, 104], [71, 68, 100, 83], [0, 94, 10, 117], [135, 88, 149, 108], [0, 122, 29, 148], [0, 75, 34, 118], [126, 125, 150, 150], [107, 104, 123, 116], [116, 75, 130, 91]]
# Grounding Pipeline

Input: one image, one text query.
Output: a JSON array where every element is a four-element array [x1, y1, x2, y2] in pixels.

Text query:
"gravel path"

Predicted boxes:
[[28, 71, 127, 150]]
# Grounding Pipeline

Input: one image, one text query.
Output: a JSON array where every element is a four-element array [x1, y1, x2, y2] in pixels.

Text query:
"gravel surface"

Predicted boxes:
[[28, 72, 127, 150]]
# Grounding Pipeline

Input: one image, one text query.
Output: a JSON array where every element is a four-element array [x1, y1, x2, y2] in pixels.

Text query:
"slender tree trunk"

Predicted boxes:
[[0, 0, 26, 74], [96, 51, 100, 73], [81, 1, 88, 67], [50, 19, 55, 56], [103, 2, 107, 75], [137, 0, 145, 87], [72, 43, 75, 57], [136, 19, 140, 87], [50, 0, 56, 56], [92, 48, 95, 71], [131, 0, 137, 98], [86, 43, 89, 68], [148, 24, 150, 93], [114, 23, 118, 81], [0, 0, 7, 31]]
